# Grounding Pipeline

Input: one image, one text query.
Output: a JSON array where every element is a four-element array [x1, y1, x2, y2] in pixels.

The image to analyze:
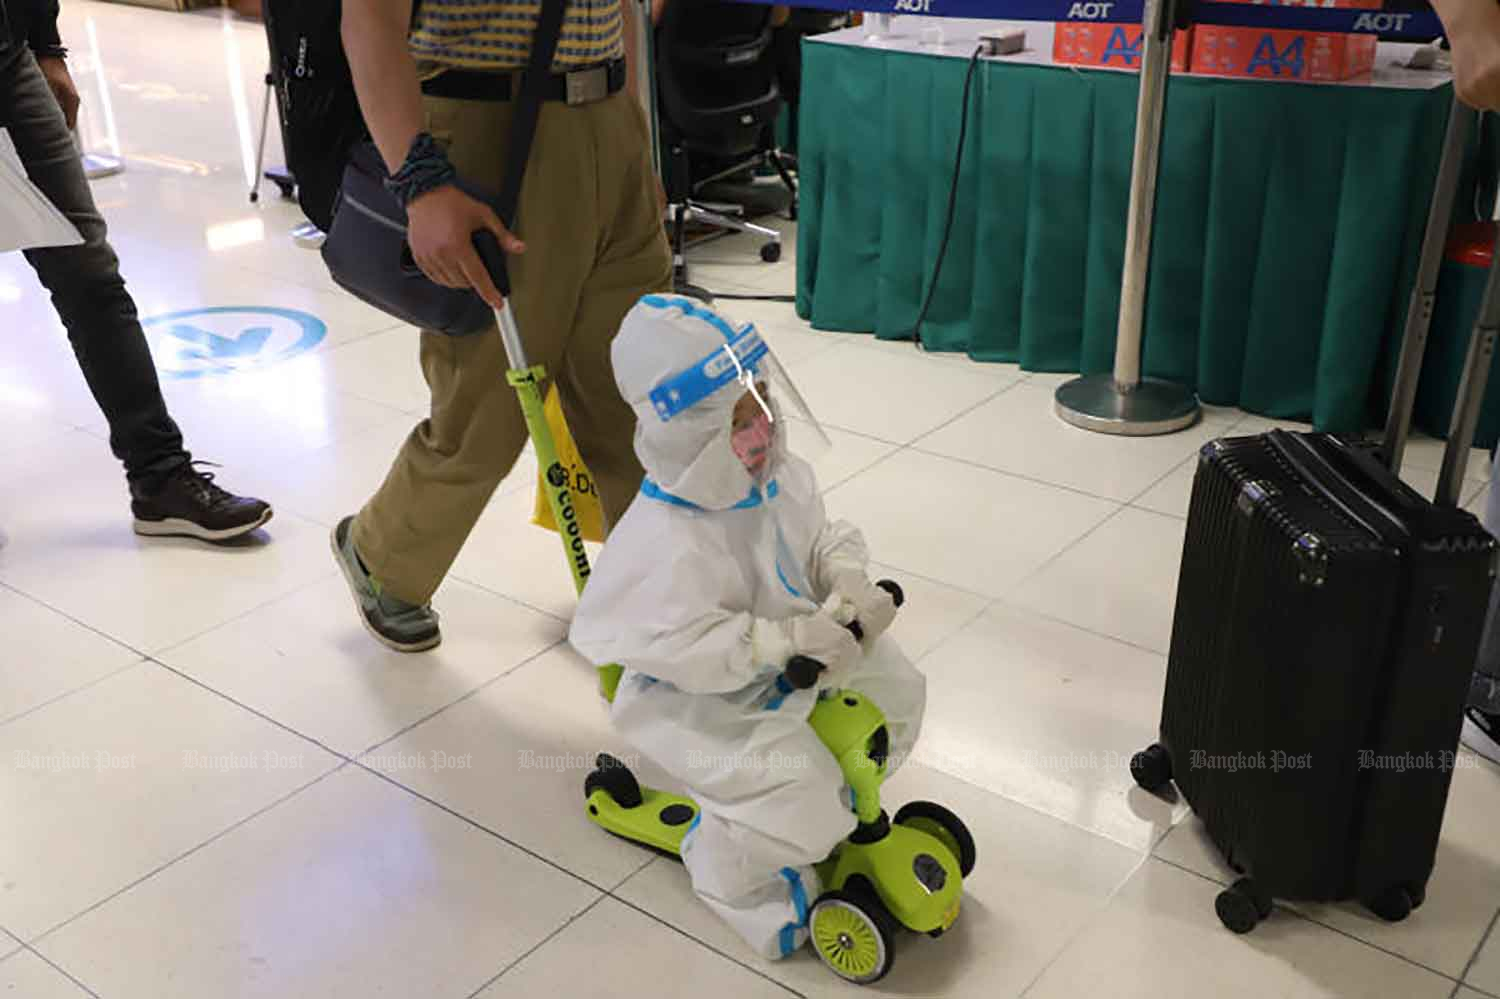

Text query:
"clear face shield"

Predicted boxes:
[[648, 319, 830, 487]]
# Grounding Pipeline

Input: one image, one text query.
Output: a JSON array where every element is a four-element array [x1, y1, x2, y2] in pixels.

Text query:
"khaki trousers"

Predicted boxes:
[[353, 88, 671, 604]]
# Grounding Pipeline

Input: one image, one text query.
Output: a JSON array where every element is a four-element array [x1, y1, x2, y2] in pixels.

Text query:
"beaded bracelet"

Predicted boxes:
[[384, 132, 458, 208]]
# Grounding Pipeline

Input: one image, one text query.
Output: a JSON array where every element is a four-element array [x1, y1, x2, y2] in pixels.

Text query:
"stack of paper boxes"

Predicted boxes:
[[1053, 0, 1380, 82]]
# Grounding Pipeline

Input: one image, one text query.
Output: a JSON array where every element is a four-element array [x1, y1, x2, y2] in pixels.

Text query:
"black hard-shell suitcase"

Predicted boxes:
[[1131, 97, 1500, 934]]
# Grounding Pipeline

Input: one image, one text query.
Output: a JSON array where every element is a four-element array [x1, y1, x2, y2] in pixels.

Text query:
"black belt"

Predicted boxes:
[[421, 58, 627, 105]]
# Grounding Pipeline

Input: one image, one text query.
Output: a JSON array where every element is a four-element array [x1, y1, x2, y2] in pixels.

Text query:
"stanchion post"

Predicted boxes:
[[1055, 0, 1201, 436]]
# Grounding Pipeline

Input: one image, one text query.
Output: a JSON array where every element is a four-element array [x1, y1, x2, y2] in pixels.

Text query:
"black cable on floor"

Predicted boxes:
[[910, 44, 985, 349], [704, 292, 796, 302]]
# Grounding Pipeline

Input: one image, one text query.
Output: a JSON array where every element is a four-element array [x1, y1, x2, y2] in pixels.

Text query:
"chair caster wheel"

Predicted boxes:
[[1216, 878, 1271, 934], [1130, 743, 1173, 793], [761, 242, 781, 263]]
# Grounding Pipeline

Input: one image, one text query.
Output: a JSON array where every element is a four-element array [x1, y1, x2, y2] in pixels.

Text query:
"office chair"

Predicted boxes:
[[772, 8, 849, 170], [655, 0, 796, 291]]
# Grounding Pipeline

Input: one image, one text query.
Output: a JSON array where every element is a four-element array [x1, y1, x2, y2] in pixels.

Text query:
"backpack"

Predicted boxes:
[[261, 0, 397, 232]]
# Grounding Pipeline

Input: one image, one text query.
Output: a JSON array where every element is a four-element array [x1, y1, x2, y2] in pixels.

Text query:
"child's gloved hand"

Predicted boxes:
[[832, 570, 899, 646], [787, 611, 862, 689]]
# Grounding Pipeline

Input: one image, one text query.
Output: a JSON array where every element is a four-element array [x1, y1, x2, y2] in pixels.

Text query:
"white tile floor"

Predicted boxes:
[[3, 4, 1500, 997]]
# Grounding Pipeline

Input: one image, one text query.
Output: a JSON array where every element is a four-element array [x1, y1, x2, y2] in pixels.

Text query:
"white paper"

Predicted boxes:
[[0, 128, 84, 254]]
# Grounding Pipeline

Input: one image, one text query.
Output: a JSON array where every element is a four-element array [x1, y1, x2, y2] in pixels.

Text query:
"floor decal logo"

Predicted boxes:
[[141, 306, 326, 379]]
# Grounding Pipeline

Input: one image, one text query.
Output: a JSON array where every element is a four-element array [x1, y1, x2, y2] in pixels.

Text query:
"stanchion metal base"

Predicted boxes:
[[1055, 374, 1201, 436], [82, 154, 123, 180]]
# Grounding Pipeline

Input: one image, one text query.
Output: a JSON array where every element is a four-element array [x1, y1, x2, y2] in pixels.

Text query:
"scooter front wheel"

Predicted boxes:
[[809, 882, 896, 985]]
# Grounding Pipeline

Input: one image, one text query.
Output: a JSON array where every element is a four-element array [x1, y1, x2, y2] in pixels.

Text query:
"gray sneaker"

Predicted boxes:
[[330, 517, 441, 652]]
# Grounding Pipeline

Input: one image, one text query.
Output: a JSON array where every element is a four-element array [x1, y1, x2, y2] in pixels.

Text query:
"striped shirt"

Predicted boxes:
[[411, 0, 624, 73]]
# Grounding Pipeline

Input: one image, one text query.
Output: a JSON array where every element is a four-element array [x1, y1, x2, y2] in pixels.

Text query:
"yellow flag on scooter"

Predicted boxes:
[[531, 385, 606, 544]]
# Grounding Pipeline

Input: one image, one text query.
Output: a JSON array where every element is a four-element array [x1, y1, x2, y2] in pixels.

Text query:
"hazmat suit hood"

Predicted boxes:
[[613, 295, 779, 512]]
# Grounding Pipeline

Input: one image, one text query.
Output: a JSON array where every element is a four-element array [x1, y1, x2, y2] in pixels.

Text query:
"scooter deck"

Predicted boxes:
[[586, 783, 700, 858]]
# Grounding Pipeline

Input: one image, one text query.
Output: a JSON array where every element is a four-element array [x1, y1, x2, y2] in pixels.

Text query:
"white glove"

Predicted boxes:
[[779, 611, 862, 690], [832, 570, 899, 647], [749, 609, 861, 689]]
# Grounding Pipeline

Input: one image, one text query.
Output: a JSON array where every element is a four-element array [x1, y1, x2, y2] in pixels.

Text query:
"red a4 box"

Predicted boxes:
[[1192, 26, 1376, 81], [1052, 23, 1193, 72], [1191, 0, 1381, 83]]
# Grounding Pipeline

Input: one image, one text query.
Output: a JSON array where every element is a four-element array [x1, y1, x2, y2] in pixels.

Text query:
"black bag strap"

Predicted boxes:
[[472, 0, 567, 297], [497, 0, 567, 231]]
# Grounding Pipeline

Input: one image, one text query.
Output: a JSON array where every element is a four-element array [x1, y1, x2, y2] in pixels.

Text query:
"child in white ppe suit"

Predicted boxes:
[[570, 295, 927, 961]]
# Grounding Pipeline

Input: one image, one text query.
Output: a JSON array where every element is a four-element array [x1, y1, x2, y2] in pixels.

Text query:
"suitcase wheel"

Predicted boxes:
[[1216, 878, 1273, 934], [1365, 885, 1415, 923], [1129, 743, 1173, 794]]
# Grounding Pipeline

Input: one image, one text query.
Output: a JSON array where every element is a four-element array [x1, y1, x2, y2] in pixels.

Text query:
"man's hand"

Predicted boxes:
[[1434, 0, 1500, 110], [37, 56, 81, 131], [406, 186, 525, 309]]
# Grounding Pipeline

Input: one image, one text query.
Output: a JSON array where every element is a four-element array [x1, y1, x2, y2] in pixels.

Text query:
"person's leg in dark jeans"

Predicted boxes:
[[4, 50, 271, 541]]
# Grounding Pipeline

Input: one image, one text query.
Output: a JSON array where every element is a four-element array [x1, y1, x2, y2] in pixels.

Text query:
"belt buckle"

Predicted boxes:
[[565, 66, 609, 105]]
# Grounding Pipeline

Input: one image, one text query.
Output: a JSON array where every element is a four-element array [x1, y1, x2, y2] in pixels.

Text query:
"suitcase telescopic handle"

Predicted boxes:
[[1439, 243, 1500, 508], [1382, 98, 1476, 477], [1379, 96, 1497, 508]]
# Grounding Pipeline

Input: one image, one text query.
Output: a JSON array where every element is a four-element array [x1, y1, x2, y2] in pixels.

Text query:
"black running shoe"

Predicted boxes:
[[131, 463, 272, 542], [1461, 707, 1500, 767]]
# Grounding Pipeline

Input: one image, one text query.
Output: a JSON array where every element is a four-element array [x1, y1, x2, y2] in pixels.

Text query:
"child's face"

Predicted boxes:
[[731, 389, 765, 433], [731, 387, 774, 477]]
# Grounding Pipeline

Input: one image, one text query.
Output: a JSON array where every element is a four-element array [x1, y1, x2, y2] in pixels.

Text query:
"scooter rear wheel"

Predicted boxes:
[[584, 753, 643, 809], [893, 801, 976, 878]]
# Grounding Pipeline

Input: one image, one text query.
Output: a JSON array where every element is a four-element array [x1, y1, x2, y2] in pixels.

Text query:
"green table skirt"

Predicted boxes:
[[795, 41, 1490, 432]]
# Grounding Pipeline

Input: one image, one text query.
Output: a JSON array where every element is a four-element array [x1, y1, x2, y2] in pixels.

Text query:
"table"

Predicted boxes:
[[795, 20, 1495, 432]]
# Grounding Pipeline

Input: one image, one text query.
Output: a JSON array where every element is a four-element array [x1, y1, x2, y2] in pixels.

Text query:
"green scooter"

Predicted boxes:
[[582, 582, 977, 985]]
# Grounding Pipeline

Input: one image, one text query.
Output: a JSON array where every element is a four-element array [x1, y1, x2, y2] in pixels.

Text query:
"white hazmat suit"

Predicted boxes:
[[570, 295, 926, 960]]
